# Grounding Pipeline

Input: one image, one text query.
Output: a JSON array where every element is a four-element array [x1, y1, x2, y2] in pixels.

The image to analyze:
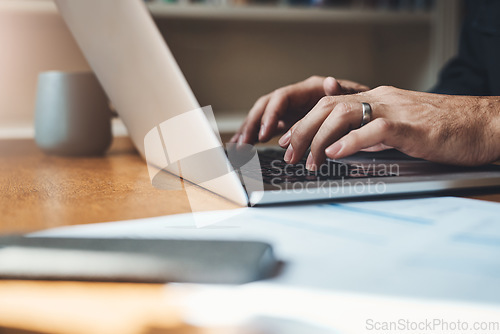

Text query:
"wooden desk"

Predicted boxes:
[[0, 137, 241, 334], [0, 137, 239, 235], [0, 137, 499, 334]]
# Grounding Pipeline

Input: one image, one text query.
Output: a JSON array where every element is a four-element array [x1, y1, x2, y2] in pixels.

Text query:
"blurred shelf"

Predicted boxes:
[[0, 0, 56, 13], [0, 119, 129, 139], [147, 3, 433, 24]]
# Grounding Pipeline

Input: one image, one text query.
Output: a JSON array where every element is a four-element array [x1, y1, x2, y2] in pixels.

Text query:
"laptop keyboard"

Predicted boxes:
[[253, 148, 394, 184]]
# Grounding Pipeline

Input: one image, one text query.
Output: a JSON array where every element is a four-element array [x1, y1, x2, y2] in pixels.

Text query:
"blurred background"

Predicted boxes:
[[0, 0, 462, 137]]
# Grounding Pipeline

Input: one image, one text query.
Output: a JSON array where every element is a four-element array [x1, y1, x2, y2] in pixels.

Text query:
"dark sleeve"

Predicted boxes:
[[431, 0, 500, 96]]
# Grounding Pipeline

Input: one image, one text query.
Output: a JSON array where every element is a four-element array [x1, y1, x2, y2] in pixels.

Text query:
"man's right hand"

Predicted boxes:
[[229, 76, 369, 145]]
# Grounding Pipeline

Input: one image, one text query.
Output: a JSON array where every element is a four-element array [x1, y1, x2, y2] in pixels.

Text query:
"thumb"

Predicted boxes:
[[323, 76, 342, 96]]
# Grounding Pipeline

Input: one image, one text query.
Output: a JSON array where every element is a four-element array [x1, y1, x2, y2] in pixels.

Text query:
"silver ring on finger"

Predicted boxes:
[[360, 102, 372, 127]]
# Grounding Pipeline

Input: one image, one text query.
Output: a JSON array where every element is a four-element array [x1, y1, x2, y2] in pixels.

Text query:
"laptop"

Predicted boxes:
[[54, 0, 500, 206]]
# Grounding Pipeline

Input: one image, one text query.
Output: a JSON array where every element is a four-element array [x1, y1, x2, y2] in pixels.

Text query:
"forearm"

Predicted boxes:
[[482, 97, 500, 162]]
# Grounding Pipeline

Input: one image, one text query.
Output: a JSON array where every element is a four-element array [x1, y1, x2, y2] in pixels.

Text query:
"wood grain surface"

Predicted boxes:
[[0, 137, 239, 234]]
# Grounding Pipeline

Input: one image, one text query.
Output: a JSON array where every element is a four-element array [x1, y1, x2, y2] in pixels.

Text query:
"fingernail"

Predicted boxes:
[[284, 144, 294, 163], [259, 124, 266, 140], [278, 131, 291, 147], [237, 134, 243, 147], [325, 141, 343, 157], [305, 152, 316, 171]]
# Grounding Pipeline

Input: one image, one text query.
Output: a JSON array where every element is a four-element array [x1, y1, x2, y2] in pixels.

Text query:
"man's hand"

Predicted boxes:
[[278, 86, 500, 168], [230, 76, 369, 145]]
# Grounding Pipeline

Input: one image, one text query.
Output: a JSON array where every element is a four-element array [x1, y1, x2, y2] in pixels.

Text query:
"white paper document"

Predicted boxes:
[[33, 196, 500, 305], [174, 283, 500, 334]]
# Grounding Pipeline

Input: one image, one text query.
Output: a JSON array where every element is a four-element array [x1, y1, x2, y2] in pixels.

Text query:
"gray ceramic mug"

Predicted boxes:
[[34, 71, 112, 156]]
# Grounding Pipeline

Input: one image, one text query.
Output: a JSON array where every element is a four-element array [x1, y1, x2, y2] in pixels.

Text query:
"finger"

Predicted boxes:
[[308, 101, 364, 170], [229, 117, 251, 143], [241, 95, 270, 144], [260, 77, 326, 142], [324, 118, 401, 159], [259, 88, 289, 142], [324, 77, 370, 96], [275, 120, 288, 133], [285, 96, 341, 164], [278, 120, 301, 148], [337, 79, 370, 94], [229, 132, 240, 143], [323, 77, 343, 96]]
